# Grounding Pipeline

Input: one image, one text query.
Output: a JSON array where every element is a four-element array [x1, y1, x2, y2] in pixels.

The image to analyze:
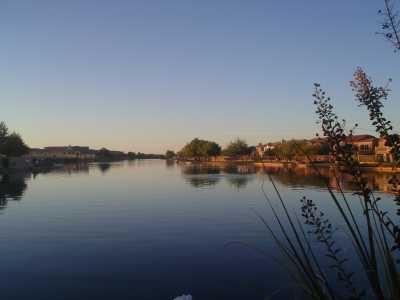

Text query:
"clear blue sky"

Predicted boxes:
[[2, 0, 399, 153]]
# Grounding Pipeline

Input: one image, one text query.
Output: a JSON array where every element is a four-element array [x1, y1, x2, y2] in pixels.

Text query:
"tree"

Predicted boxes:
[[0, 133, 29, 157], [270, 139, 330, 160], [0, 121, 9, 145], [127, 152, 137, 160], [179, 138, 221, 158], [378, 0, 400, 51], [98, 148, 111, 157], [222, 139, 250, 156], [165, 150, 176, 159], [203, 142, 221, 157], [273, 140, 297, 160]]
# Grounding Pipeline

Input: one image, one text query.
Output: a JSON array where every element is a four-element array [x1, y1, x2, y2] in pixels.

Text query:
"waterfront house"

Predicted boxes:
[[311, 135, 392, 163], [309, 137, 328, 147], [345, 135, 377, 163], [256, 142, 280, 158], [375, 138, 393, 163], [30, 146, 96, 160], [347, 135, 376, 154], [254, 134, 395, 164]]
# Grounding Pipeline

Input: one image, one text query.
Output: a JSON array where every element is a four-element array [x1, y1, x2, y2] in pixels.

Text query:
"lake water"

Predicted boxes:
[[0, 160, 396, 300]]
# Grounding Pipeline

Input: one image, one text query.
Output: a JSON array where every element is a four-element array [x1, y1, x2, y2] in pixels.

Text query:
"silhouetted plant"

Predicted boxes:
[[312, 77, 400, 299], [258, 177, 337, 300], [351, 67, 400, 257], [261, 71, 400, 300], [300, 197, 363, 299], [350, 68, 399, 164], [378, 0, 400, 51]]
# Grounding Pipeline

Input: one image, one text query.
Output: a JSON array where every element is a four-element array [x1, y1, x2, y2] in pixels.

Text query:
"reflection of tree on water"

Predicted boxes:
[[262, 166, 400, 194], [266, 169, 327, 190], [185, 176, 221, 188], [223, 164, 257, 175], [224, 164, 256, 190], [97, 163, 111, 174], [39, 163, 90, 176], [0, 173, 29, 210], [179, 163, 399, 193], [226, 175, 254, 190], [181, 164, 221, 188], [181, 164, 257, 189], [264, 167, 365, 192], [165, 159, 175, 168], [181, 164, 221, 175]]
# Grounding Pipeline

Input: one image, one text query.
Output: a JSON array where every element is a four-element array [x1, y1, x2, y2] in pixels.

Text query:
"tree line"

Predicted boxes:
[[175, 138, 252, 159], [265, 139, 329, 160], [96, 148, 164, 161], [0, 121, 29, 158], [173, 137, 329, 160]]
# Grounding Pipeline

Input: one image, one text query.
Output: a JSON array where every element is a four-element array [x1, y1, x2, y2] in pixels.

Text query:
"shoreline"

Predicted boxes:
[[2, 158, 399, 174]]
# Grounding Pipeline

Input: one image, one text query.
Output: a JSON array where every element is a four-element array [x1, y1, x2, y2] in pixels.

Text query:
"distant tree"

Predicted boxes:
[[203, 142, 221, 157], [273, 140, 297, 160], [97, 163, 111, 174], [179, 138, 221, 158], [272, 139, 330, 160], [127, 152, 137, 159], [0, 133, 29, 157], [180, 138, 203, 157], [0, 121, 9, 145], [165, 150, 176, 159], [222, 139, 250, 156], [264, 148, 277, 157], [98, 148, 111, 157]]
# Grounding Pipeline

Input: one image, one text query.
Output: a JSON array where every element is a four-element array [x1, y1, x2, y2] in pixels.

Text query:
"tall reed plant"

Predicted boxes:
[[261, 69, 400, 300]]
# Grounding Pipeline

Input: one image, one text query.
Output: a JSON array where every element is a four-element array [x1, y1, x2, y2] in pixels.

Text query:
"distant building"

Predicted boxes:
[[253, 134, 395, 164], [30, 146, 96, 160], [256, 142, 280, 157], [345, 135, 376, 155], [375, 138, 393, 163], [309, 137, 328, 146], [344, 135, 377, 163]]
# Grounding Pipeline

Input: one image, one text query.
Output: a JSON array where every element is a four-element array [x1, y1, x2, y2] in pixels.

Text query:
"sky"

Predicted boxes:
[[2, 0, 400, 153]]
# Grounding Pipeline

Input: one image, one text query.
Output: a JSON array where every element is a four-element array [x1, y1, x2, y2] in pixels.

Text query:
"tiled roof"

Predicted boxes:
[[346, 135, 376, 142]]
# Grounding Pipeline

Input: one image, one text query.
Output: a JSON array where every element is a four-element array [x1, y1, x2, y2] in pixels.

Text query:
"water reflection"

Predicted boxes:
[[97, 163, 111, 174], [36, 162, 127, 177], [38, 163, 90, 176], [0, 160, 397, 299], [0, 173, 29, 210], [181, 164, 221, 175], [223, 165, 256, 190], [185, 176, 222, 188], [180, 163, 256, 190], [178, 162, 399, 194], [268, 166, 400, 194], [165, 159, 175, 168], [223, 164, 257, 175], [181, 164, 222, 188], [226, 176, 254, 190], [266, 168, 326, 190]]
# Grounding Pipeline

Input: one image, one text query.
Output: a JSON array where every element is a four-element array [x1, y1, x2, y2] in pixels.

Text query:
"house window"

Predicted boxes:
[[359, 144, 370, 154]]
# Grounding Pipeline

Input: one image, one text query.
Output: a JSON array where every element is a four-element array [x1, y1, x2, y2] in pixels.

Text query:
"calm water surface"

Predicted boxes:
[[0, 160, 396, 300]]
